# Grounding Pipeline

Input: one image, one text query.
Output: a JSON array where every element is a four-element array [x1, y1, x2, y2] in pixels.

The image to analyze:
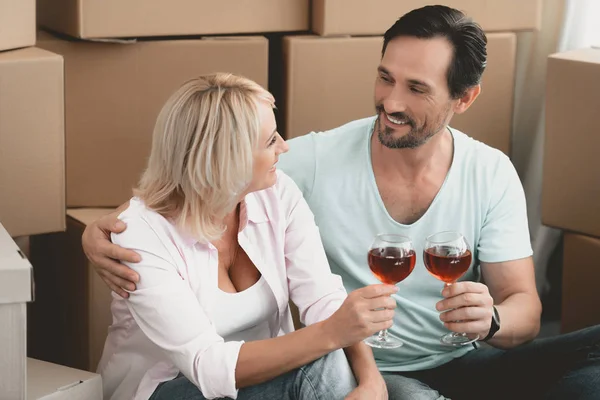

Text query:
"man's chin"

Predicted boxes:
[[378, 131, 422, 150]]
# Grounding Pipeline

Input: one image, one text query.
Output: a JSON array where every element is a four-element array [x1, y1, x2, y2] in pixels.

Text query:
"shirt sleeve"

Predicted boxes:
[[112, 215, 242, 400], [277, 133, 318, 201], [276, 172, 348, 327], [477, 154, 533, 263]]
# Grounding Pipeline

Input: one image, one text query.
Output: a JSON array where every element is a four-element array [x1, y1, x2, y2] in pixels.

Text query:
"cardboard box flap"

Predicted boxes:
[[38, 0, 309, 39], [312, 0, 542, 36], [549, 47, 600, 64], [27, 358, 102, 399], [0, 223, 33, 304], [0, 0, 35, 51]]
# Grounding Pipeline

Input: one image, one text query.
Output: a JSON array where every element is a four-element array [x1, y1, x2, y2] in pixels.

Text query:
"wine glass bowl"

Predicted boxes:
[[423, 231, 478, 346], [365, 234, 416, 349]]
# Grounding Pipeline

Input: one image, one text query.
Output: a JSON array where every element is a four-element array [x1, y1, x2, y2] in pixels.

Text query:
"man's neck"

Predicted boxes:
[[371, 126, 453, 180]]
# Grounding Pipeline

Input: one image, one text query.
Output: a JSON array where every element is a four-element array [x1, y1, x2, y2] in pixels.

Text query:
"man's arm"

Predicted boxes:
[[481, 256, 541, 348]]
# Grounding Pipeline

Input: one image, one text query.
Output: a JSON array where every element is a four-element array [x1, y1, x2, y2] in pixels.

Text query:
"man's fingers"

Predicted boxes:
[[95, 256, 140, 284], [436, 292, 490, 311], [100, 241, 141, 265], [359, 284, 398, 299], [98, 269, 136, 292], [100, 274, 130, 299], [443, 320, 489, 335], [442, 281, 488, 298], [96, 213, 121, 232], [440, 306, 488, 323]]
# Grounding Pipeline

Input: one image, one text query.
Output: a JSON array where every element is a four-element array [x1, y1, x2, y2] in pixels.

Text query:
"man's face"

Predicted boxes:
[[374, 36, 457, 149]]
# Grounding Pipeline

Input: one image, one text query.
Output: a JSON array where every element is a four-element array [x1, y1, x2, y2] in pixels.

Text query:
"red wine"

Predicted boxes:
[[423, 247, 472, 283], [368, 247, 416, 285]]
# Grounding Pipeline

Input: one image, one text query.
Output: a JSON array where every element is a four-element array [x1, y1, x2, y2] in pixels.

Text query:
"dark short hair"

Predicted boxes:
[[382, 5, 487, 99]]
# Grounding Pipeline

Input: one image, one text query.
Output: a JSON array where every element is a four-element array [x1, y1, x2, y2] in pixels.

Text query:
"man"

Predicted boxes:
[[83, 6, 600, 399]]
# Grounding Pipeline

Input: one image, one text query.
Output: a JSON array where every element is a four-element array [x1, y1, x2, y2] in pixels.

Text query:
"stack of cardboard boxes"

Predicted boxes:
[[0, 0, 103, 398], [279, 0, 543, 156], [542, 47, 600, 334]]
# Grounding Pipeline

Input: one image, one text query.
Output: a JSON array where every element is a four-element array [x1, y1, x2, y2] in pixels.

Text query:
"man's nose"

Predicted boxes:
[[382, 88, 408, 114]]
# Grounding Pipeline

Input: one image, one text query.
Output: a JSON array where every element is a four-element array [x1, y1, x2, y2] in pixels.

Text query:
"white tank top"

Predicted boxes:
[[211, 276, 277, 342]]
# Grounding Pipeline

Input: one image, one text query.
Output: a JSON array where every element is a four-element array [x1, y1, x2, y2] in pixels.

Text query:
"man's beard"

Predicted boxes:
[[375, 104, 451, 149]]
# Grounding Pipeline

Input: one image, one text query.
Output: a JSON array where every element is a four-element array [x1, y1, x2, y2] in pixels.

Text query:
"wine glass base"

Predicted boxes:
[[440, 332, 479, 347], [364, 335, 403, 349]]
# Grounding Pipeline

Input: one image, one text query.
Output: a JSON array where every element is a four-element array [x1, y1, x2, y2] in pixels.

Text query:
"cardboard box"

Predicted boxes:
[[561, 234, 600, 334], [0, 0, 35, 51], [27, 358, 102, 399], [0, 223, 34, 400], [37, 32, 269, 207], [312, 0, 542, 36], [37, 0, 309, 39], [542, 48, 600, 238], [282, 33, 516, 154], [28, 209, 115, 372], [0, 47, 66, 237]]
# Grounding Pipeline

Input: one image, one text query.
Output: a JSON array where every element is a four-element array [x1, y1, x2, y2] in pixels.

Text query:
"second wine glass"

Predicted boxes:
[[365, 234, 416, 349], [423, 231, 478, 346]]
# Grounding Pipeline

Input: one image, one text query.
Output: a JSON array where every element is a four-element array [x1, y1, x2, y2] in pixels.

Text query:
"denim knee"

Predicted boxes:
[[297, 349, 357, 399]]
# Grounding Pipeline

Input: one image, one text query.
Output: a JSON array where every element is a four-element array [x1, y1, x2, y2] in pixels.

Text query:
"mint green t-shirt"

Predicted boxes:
[[278, 116, 533, 371]]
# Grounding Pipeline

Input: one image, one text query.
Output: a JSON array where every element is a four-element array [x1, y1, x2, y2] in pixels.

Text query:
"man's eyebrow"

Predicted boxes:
[[377, 66, 391, 75], [407, 79, 431, 89]]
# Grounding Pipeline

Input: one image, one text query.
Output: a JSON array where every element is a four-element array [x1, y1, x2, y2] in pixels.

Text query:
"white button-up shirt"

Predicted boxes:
[[98, 171, 348, 400]]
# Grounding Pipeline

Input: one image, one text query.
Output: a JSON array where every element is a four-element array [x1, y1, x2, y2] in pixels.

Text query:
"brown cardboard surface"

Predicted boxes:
[[28, 209, 114, 372], [27, 358, 102, 400], [312, 0, 542, 36], [542, 48, 600, 237], [0, 47, 66, 237], [0, 223, 34, 399], [37, 0, 309, 39], [0, 0, 35, 51], [37, 32, 269, 207], [561, 234, 600, 333], [283, 33, 516, 154]]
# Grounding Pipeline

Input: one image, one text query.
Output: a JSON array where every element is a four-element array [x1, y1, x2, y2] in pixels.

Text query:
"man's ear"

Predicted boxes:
[[453, 84, 481, 114]]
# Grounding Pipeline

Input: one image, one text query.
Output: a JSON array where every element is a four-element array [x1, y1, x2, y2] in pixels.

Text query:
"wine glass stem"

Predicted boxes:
[[378, 329, 389, 342]]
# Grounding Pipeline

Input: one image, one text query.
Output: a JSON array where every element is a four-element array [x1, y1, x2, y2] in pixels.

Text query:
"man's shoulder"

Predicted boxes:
[[286, 116, 375, 151], [452, 127, 512, 171]]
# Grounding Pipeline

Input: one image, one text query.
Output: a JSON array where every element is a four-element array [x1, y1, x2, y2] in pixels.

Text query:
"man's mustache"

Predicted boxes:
[[376, 105, 416, 128]]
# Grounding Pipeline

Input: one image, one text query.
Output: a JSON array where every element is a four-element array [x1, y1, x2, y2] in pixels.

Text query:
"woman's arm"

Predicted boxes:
[[118, 213, 394, 399], [235, 285, 396, 388], [276, 173, 389, 395], [344, 343, 387, 399]]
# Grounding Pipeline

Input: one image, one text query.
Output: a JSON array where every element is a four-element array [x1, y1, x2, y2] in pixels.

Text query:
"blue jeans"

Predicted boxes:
[[149, 349, 357, 400], [383, 325, 600, 400]]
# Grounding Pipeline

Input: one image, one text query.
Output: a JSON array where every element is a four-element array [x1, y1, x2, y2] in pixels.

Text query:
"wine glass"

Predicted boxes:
[[365, 234, 416, 349], [423, 231, 478, 346]]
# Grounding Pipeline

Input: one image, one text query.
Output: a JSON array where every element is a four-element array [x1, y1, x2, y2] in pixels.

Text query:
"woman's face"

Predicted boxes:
[[246, 100, 289, 193]]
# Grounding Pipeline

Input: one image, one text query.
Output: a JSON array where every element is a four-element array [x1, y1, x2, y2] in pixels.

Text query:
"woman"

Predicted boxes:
[[97, 73, 395, 400]]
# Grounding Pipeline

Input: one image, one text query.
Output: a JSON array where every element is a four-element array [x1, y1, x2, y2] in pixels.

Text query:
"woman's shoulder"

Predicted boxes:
[[113, 197, 182, 249]]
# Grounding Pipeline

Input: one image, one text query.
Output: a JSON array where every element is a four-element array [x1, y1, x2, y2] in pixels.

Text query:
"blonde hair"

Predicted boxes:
[[135, 73, 275, 243]]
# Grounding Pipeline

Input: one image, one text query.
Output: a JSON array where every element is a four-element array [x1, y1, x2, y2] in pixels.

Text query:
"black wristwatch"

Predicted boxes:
[[482, 306, 501, 342]]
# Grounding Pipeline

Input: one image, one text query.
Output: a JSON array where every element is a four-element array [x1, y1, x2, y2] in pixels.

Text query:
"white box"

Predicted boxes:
[[0, 222, 33, 399], [27, 358, 102, 399]]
